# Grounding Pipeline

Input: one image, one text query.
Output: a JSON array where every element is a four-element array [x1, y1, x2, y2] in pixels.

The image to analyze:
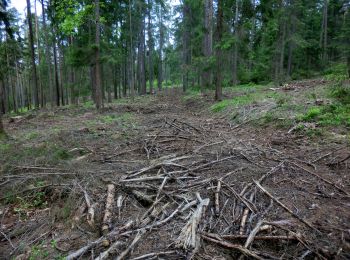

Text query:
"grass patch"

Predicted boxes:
[[299, 104, 350, 127]]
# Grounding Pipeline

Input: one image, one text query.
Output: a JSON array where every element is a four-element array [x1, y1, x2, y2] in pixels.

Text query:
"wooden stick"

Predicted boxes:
[[115, 230, 145, 260], [202, 235, 263, 260], [239, 192, 255, 235], [244, 219, 264, 248], [205, 233, 298, 241], [101, 184, 116, 246], [289, 161, 349, 196], [131, 251, 176, 260], [254, 181, 319, 232], [214, 180, 221, 216]]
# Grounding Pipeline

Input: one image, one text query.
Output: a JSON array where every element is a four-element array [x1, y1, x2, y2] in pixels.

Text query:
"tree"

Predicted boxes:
[[26, 0, 39, 108], [182, 0, 190, 92], [202, 0, 213, 90], [94, 0, 103, 109], [215, 0, 223, 101]]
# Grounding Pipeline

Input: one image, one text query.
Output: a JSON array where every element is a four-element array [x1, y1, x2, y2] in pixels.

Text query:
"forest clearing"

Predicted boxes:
[[1, 80, 350, 259], [0, 0, 350, 259]]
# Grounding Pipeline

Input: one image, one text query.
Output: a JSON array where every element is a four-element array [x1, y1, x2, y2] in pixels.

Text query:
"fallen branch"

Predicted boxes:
[[202, 234, 263, 260], [254, 181, 319, 232], [289, 161, 349, 196], [115, 230, 145, 260], [176, 193, 209, 249], [101, 184, 116, 246]]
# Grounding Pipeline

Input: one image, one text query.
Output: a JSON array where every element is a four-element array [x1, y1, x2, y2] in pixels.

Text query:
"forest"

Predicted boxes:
[[0, 0, 350, 259]]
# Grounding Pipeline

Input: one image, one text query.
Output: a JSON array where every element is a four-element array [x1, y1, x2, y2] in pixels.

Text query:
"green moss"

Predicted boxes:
[[211, 100, 230, 112], [302, 107, 322, 121]]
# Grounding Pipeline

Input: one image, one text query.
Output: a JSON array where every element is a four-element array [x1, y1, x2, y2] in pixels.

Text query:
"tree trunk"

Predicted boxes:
[[129, 0, 135, 98], [158, 5, 164, 91], [0, 111, 4, 136], [232, 0, 239, 86], [202, 0, 213, 90], [215, 0, 223, 101], [182, 1, 190, 92], [26, 0, 39, 108], [0, 80, 5, 136], [320, 0, 328, 64], [147, 0, 154, 94], [34, 0, 44, 107], [41, 0, 54, 108], [95, 0, 103, 109], [52, 32, 60, 106]]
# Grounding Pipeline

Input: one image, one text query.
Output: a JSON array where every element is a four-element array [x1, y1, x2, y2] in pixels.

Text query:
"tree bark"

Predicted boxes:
[[129, 0, 135, 98], [202, 0, 213, 90], [215, 0, 223, 101], [147, 0, 154, 94], [34, 0, 44, 107], [41, 0, 54, 108], [320, 0, 328, 64], [95, 0, 103, 109], [26, 0, 39, 108], [158, 5, 164, 91], [232, 0, 239, 86], [182, 1, 190, 92]]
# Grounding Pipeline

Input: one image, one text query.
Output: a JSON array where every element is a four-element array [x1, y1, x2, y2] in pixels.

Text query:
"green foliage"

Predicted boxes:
[[330, 84, 350, 105], [211, 100, 230, 112], [299, 104, 350, 127]]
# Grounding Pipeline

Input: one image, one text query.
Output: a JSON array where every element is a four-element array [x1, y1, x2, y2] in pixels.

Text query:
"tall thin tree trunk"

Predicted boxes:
[[95, 0, 103, 109], [287, 5, 295, 79], [26, 0, 39, 108], [232, 0, 239, 86], [202, 0, 213, 90], [320, 0, 328, 64], [129, 0, 135, 98], [158, 6, 164, 91], [147, 0, 154, 94], [41, 0, 54, 108], [182, 1, 190, 92], [34, 0, 44, 107], [53, 40, 60, 106], [215, 0, 223, 101]]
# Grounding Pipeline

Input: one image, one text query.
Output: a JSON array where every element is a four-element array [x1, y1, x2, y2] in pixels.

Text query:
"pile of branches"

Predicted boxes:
[[1, 117, 349, 259]]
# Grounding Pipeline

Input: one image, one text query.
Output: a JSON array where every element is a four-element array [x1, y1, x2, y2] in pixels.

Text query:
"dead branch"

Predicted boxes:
[[202, 234, 263, 260], [176, 194, 210, 249], [254, 181, 319, 232], [214, 180, 221, 216], [131, 251, 176, 260], [101, 184, 116, 246], [289, 161, 349, 196], [115, 230, 145, 260]]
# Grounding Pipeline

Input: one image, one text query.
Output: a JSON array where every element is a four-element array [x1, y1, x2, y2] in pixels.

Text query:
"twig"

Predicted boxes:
[[289, 161, 349, 196], [254, 181, 319, 232], [115, 230, 145, 260], [202, 234, 263, 260], [131, 251, 176, 260], [214, 180, 221, 216]]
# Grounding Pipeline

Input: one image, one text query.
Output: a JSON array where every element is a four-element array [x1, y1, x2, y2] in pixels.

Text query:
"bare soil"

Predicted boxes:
[[0, 86, 349, 259]]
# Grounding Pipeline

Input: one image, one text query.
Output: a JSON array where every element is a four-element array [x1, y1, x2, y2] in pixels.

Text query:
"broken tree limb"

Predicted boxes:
[[214, 180, 221, 216], [239, 192, 255, 235], [176, 194, 209, 249], [115, 230, 145, 260], [244, 219, 264, 248], [289, 161, 349, 196], [254, 181, 319, 232], [101, 184, 116, 247], [202, 234, 263, 260], [131, 251, 176, 260]]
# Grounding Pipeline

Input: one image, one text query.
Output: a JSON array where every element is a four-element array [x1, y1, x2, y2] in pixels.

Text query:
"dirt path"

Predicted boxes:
[[0, 89, 349, 259]]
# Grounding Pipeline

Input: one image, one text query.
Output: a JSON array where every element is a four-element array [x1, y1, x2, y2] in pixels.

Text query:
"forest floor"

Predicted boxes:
[[0, 79, 349, 259]]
